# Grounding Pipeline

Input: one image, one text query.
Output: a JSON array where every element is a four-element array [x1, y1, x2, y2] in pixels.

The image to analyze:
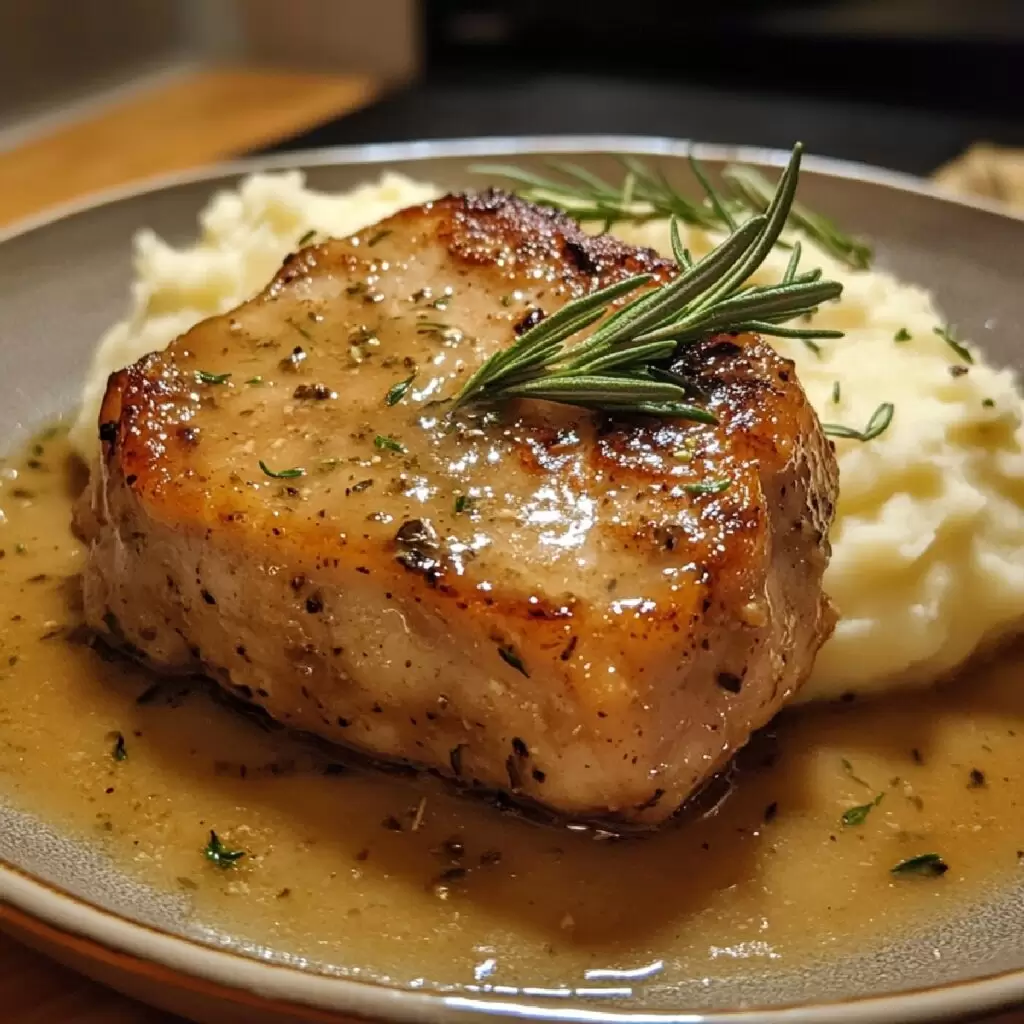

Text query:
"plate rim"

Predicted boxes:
[[1, 134, 1022, 246], [2, 134, 1023, 1024], [2, 856, 1020, 1024]]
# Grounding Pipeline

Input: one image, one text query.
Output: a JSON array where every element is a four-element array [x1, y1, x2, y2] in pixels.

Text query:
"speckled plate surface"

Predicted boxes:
[[2, 138, 1024, 1024]]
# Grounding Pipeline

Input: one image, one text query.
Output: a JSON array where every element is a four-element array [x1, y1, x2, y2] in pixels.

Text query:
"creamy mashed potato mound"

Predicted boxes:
[[72, 170, 1024, 702]]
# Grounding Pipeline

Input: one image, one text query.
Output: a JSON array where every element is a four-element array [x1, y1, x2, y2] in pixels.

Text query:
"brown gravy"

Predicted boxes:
[[2, 430, 1024, 992]]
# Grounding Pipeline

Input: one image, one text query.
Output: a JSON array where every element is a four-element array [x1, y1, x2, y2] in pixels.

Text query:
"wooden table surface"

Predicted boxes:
[[1, 67, 1022, 1022]]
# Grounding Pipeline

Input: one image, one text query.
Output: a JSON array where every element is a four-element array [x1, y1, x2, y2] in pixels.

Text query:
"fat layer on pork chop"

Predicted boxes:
[[79, 191, 838, 826]]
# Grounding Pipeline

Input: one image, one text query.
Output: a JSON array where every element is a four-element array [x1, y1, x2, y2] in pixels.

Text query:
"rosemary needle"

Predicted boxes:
[[822, 402, 894, 443], [934, 324, 973, 364], [723, 164, 873, 270], [452, 144, 843, 420], [475, 148, 871, 270]]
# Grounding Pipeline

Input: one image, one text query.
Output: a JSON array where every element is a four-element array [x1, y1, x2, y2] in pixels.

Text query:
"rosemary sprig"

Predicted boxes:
[[474, 148, 871, 269], [722, 164, 873, 270], [472, 160, 685, 231], [452, 144, 843, 418]]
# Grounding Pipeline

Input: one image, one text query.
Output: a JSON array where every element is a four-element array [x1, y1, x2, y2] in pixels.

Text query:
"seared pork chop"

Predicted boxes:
[[79, 192, 838, 826]]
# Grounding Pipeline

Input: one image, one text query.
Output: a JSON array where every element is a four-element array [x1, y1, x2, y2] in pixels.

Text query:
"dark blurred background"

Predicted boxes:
[[273, 0, 1024, 175], [0, 0, 1021, 221]]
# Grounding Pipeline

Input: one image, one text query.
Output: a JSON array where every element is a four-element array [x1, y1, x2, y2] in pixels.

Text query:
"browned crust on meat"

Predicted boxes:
[[91, 192, 835, 639]]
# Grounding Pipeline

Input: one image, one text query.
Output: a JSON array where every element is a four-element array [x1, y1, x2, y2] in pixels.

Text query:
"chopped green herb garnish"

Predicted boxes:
[[245, 376, 264, 386], [894, 327, 912, 342], [842, 757, 872, 788], [842, 792, 883, 827], [454, 495, 477, 514], [983, 398, 996, 408], [286, 317, 314, 342], [367, 228, 392, 247], [297, 228, 317, 246], [498, 645, 529, 676], [682, 478, 731, 496], [934, 324, 973, 364], [822, 402, 894, 443], [416, 321, 453, 335], [385, 373, 416, 406], [112, 733, 127, 761], [802, 338, 822, 357], [259, 460, 305, 479], [196, 370, 231, 385], [831, 380, 841, 404], [14, 543, 26, 555], [891, 853, 948, 877], [500, 294, 514, 307], [374, 434, 405, 453], [204, 830, 245, 869]]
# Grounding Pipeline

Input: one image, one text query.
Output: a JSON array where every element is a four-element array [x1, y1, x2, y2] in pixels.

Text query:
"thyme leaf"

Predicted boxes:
[[498, 645, 529, 677], [385, 373, 416, 406], [196, 370, 231, 385], [204, 830, 246, 869], [842, 792, 883, 827], [112, 733, 127, 761], [891, 853, 948, 877], [259, 460, 305, 479], [374, 434, 405, 453], [682, 478, 731, 496], [894, 327, 912, 342]]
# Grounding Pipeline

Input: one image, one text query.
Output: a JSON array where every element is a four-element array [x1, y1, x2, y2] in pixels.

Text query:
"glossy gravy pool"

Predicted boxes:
[[2, 431, 1023, 993]]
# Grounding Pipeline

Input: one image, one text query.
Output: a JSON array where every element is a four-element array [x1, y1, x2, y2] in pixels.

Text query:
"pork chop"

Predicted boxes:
[[78, 191, 838, 827]]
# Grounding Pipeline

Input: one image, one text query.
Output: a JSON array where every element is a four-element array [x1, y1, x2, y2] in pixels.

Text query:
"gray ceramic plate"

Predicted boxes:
[[1, 137, 1024, 1024]]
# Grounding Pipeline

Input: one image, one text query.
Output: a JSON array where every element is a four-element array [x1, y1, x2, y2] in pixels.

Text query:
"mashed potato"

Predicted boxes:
[[72, 170, 1024, 703]]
